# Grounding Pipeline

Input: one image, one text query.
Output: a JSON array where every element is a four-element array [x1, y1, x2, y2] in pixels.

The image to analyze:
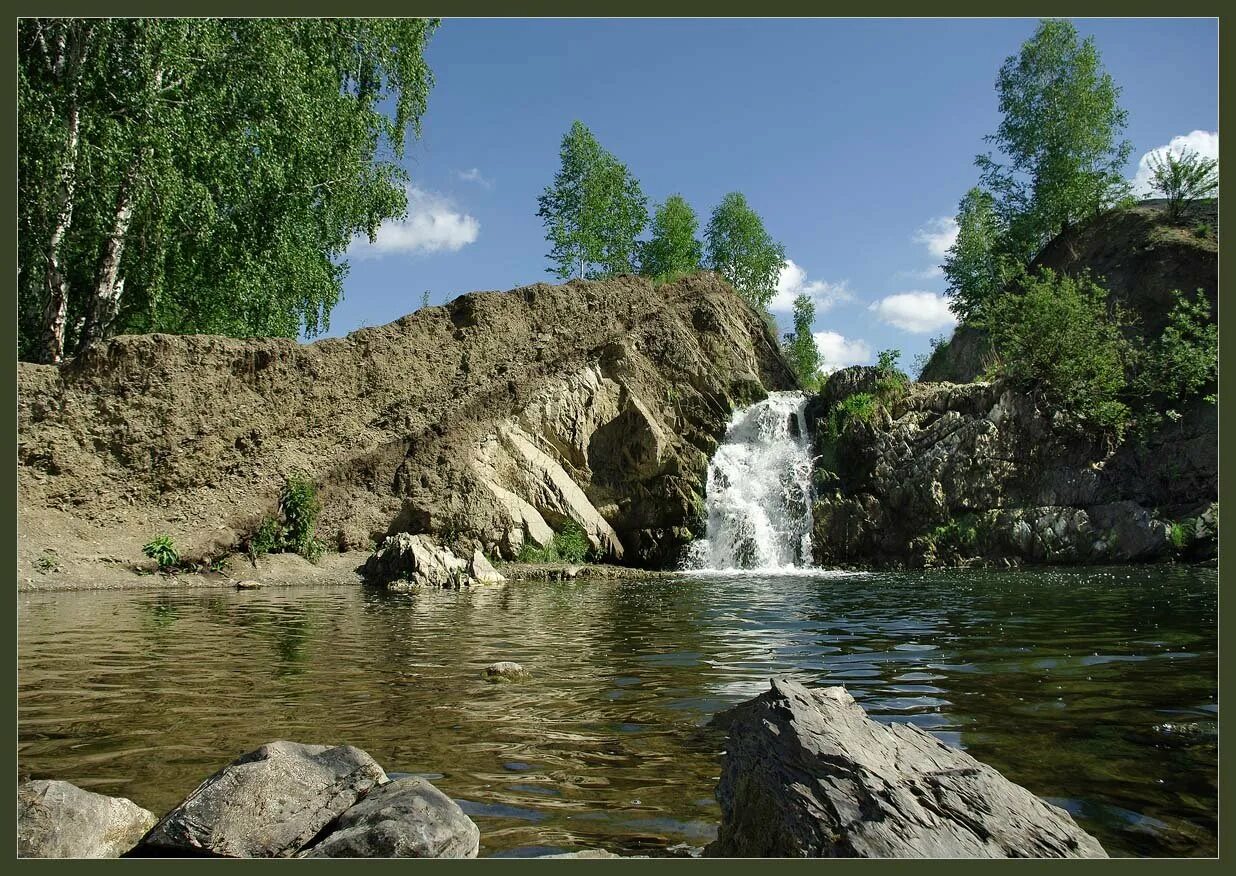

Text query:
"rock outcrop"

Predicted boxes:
[[134, 741, 388, 857], [302, 777, 479, 858], [18, 273, 795, 575], [18, 780, 158, 858], [361, 533, 504, 589], [706, 679, 1107, 858], [808, 368, 1217, 568]]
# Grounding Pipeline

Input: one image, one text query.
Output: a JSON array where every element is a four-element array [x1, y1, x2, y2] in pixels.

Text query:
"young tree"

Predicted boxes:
[[1149, 148, 1218, 222], [782, 293, 822, 389], [536, 121, 648, 280], [976, 19, 1132, 263], [19, 18, 439, 363], [705, 192, 786, 311], [942, 187, 1009, 323], [638, 194, 702, 280]]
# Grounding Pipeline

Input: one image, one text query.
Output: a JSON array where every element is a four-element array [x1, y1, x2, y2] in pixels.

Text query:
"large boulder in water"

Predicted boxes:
[[303, 776, 479, 858], [705, 679, 1107, 858], [18, 780, 158, 858], [134, 741, 387, 857]]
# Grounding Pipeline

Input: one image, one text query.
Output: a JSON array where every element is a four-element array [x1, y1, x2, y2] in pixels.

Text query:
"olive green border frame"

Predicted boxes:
[[3, 3, 1228, 871]]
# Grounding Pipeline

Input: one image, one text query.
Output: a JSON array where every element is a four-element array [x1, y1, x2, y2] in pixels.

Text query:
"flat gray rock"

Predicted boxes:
[[135, 741, 387, 857], [18, 780, 158, 858], [706, 679, 1107, 859], [304, 776, 479, 858]]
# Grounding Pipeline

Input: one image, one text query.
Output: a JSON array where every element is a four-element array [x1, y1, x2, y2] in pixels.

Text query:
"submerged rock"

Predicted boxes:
[[134, 741, 387, 857], [483, 661, 529, 682], [18, 780, 158, 858], [706, 679, 1107, 859], [303, 777, 479, 858]]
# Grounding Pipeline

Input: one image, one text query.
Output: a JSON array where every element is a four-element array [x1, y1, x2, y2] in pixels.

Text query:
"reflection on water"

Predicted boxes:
[[18, 565, 1216, 857]]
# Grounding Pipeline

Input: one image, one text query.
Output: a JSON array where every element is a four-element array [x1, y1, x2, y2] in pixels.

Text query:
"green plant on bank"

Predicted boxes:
[[516, 521, 592, 564], [1193, 222, 1214, 239], [927, 515, 981, 553], [246, 472, 325, 563], [36, 550, 62, 573], [825, 392, 878, 442], [1169, 518, 1198, 552], [1148, 147, 1218, 222], [143, 534, 180, 570]]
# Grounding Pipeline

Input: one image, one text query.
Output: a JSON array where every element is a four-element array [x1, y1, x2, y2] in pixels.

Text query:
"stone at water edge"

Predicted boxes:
[[468, 548, 505, 584], [706, 678, 1108, 858], [18, 780, 159, 858], [302, 776, 480, 858], [235, 579, 262, 590], [133, 741, 387, 858], [484, 661, 529, 682]]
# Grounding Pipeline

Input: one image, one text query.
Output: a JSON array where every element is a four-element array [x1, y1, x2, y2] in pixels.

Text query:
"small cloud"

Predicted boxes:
[[350, 187, 479, 258], [868, 291, 958, 334], [1131, 130, 1218, 198], [456, 167, 493, 188], [770, 259, 854, 313], [813, 331, 872, 374], [913, 216, 958, 260]]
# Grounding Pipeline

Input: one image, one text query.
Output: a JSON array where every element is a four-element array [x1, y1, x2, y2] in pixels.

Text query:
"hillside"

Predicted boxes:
[[18, 273, 796, 585]]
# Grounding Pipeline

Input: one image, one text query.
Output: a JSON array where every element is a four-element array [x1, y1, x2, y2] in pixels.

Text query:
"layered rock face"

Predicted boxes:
[[706, 679, 1107, 858], [808, 368, 1217, 568], [18, 273, 795, 571]]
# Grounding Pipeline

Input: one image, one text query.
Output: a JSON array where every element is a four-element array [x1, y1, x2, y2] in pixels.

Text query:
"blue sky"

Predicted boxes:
[[330, 17, 1218, 374]]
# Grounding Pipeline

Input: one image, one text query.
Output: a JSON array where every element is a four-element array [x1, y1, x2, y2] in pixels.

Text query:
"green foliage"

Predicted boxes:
[[913, 335, 949, 380], [1169, 518, 1197, 552], [143, 534, 180, 569], [927, 515, 980, 552], [1193, 222, 1214, 239], [782, 293, 822, 390], [250, 516, 284, 559], [639, 194, 702, 279], [18, 18, 439, 363], [943, 187, 1012, 322], [874, 349, 910, 402], [704, 192, 787, 311], [975, 19, 1132, 264], [825, 392, 879, 442], [1133, 289, 1217, 416], [983, 267, 1134, 435], [516, 521, 592, 564], [36, 550, 62, 573], [1148, 148, 1218, 222], [537, 121, 648, 280], [279, 472, 323, 561]]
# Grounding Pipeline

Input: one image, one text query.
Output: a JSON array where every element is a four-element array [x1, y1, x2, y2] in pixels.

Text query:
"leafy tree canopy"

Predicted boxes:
[[536, 120, 648, 280], [1148, 148, 1219, 222], [19, 17, 438, 363], [782, 293, 821, 390], [976, 19, 1132, 264], [639, 194, 703, 281], [704, 192, 786, 311]]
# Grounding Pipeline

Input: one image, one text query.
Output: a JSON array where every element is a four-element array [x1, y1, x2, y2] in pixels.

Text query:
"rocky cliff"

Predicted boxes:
[[807, 367, 1217, 568], [18, 273, 796, 579]]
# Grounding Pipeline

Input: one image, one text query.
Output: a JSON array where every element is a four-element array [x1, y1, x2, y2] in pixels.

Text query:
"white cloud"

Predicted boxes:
[[896, 265, 945, 281], [913, 216, 959, 259], [813, 331, 873, 374], [1131, 130, 1218, 198], [350, 187, 479, 258], [456, 167, 492, 188], [770, 259, 854, 313], [868, 291, 958, 334]]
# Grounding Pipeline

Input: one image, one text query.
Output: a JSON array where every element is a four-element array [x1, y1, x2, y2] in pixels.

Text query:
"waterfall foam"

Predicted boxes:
[[685, 391, 814, 571]]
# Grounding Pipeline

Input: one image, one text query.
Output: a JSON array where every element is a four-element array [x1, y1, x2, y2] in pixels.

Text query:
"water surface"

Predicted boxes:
[[18, 565, 1217, 857]]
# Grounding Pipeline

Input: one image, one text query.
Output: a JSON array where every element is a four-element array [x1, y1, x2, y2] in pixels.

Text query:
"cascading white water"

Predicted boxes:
[[685, 391, 815, 571]]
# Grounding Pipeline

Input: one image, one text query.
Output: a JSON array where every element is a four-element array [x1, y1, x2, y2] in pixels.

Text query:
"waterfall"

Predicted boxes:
[[685, 391, 815, 571]]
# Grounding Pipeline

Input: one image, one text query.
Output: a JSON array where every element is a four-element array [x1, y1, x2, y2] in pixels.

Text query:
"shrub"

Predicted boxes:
[[1148, 148, 1218, 222], [983, 268, 1134, 436], [516, 521, 592, 564], [247, 472, 324, 562], [1169, 519, 1197, 552], [1134, 289, 1217, 414], [143, 535, 180, 570]]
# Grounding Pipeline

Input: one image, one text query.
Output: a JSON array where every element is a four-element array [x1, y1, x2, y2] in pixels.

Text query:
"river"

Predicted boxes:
[[17, 565, 1216, 857]]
